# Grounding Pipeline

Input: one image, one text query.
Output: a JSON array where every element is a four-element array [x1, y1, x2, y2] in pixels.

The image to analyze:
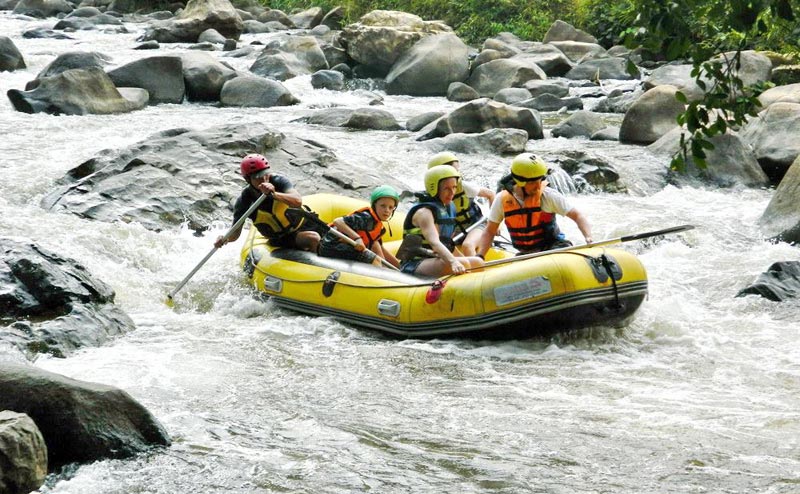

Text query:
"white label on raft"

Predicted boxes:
[[494, 276, 551, 306]]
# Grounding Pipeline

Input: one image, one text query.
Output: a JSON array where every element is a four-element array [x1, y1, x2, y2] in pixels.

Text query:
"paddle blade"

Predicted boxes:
[[164, 295, 175, 308]]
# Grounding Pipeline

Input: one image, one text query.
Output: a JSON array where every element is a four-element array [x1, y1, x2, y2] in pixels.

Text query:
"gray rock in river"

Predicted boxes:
[[0, 236, 135, 359], [40, 123, 405, 233], [0, 362, 171, 471]]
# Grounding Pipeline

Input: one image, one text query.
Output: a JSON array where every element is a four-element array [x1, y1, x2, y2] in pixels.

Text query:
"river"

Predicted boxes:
[[1, 11, 799, 494]]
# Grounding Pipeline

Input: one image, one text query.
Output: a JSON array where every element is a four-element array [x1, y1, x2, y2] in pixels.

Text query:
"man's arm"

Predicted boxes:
[[566, 208, 593, 244]]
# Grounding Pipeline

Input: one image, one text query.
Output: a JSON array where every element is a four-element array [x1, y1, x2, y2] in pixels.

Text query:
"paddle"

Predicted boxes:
[[165, 192, 269, 307], [297, 209, 400, 271], [481, 224, 695, 268]]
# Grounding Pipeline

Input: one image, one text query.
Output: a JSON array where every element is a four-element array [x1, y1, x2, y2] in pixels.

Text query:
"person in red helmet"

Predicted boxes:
[[214, 154, 325, 251]]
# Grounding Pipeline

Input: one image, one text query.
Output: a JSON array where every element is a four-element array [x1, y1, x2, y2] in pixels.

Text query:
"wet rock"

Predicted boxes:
[[0, 362, 170, 471], [740, 102, 800, 184], [466, 58, 546, 98], [138, 0, 243, 43], [385, 33, 471, 96], [447, 81, 479, 102], [405, 111, 444, 132], [422, 128, 528, 156], [12, 0, 73, 18], [0, 411, 47, 494], [551, 110, 607, 139], [310, 69, 344, 90], [107, 55, 185, 104], [220, 75, 297, 106], [737, 261, 800, 301], [40, 123, 400, 233], [301, 107, 402, 131], [179, 51, 237, 101], [619, 85, 685, 144], [340, 10, 451, 77], [417, 98, 543, 141], [758, 82, 800, 108], [760, 154, 800, 244], [319, 5, 344, 30], [516, 93, 583, 112], [8, 67, 148, 115], [30, 51, 111, 87], [0, 36, 26, 72], [250, 34, 328, 81], [0, 237, 135, 358], [644, 63, 705, 102], [650, 129, 769, 188], [556, 151, 626, 193], [565, 57, 639, 81]]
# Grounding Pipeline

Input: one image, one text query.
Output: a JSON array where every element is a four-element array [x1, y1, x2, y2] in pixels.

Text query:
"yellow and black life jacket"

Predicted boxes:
[[251, 198, 303, 239]]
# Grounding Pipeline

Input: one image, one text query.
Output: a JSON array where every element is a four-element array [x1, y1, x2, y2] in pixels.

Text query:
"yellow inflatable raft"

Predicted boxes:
[[240, 193, 648, 338]]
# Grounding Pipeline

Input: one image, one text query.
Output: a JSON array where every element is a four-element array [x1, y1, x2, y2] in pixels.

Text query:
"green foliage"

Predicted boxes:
[[614, 0, 799, 172], [263, 0, 582, 44]]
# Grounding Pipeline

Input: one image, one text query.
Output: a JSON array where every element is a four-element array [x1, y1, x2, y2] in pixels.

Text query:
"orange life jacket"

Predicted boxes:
[[500, 190, 559, 252], [350, 207, 386, 249]]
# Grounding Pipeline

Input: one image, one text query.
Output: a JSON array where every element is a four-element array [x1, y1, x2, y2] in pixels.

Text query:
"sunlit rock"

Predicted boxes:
[[7, 67, 148, 115], [0, 411, 47, 494]]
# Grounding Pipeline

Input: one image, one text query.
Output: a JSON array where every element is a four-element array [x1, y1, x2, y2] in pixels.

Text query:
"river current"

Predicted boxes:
[[1, 12, 799, 494]]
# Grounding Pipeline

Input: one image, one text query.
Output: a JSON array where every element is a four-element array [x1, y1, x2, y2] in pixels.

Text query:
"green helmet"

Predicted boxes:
[[424, 165, 461, 197], [370, 185, 400, 208], [510, 153, 549, 185], [427, 151, 459, 169]]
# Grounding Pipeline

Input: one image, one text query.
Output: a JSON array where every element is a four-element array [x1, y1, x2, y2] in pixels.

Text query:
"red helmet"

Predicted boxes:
[[240, 154, 270, 178]]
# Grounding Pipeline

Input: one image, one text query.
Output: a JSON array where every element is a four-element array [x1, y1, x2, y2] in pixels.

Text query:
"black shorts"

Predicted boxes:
[[268, 220, 327, 249]]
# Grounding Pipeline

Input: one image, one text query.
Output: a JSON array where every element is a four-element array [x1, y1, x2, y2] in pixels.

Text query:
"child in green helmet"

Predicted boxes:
[[317, 185, 401, 268]]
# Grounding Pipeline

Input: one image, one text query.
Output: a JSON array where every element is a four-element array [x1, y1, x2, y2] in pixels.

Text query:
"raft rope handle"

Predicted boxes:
[[599, 252, 623, 309]]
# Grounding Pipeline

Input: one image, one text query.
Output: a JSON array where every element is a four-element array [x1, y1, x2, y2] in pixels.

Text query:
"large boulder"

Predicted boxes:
[[548, 41, 606, 63], [29, 51, 110, 86], [12, 0, 73, 18], [758, 82, 800, 108], [106, 55, 185, 104], [0, 411, 47, 494], [179, 51, 238, 101], [760, 154, 800, 244], [0, 237, 135, 358], [301, 107, 402, 131], [466, 58, 546, 98], [0, 362, 170, 470], [40, 123, 403, 233], [739, 102, 800, 183], [649, 129, 770, 188], [551, 110, 607, 139], [509, 45, 573, 77], [422, 128, 528, 156], [7, 67, 148, 115], [619, 85, 685, 144], [339, 10, 451, 77], [417, 98, 543, 141], [737, 261, 800, 301], [565, 57, 639, 80], [249, 35, 328, 81], [543, 19, 597, 44], [219, 76, 298, 107], [644, 63, 705, 102], [138, 0, 243, 43], [385, 33, 472, 96], [0, 36, 26, 72]]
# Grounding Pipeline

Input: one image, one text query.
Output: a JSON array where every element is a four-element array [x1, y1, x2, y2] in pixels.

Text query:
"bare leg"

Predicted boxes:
[[295, 232, 321, 252]]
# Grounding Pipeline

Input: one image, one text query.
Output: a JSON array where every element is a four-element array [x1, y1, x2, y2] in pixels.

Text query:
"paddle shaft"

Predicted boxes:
[[483, 224, 695, 268], [325, 224, 400, 271], [166, 192, 269, 301]]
